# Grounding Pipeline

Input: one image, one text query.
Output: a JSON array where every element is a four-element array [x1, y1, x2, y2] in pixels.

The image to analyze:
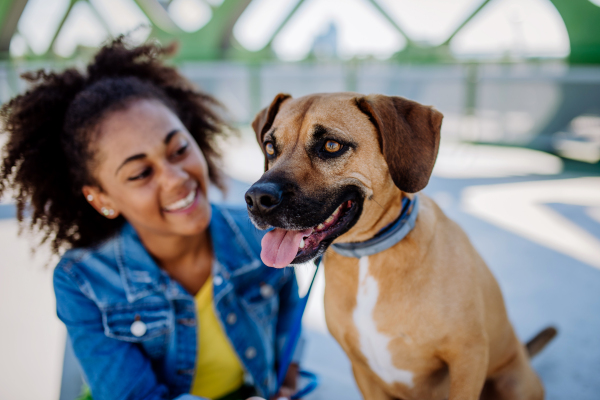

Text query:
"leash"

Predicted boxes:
[[275, 256, 321, 399], [274, 195, 419, 398]]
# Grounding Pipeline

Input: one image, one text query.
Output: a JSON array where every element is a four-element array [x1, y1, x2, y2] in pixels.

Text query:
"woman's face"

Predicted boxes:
[[84, 98, 212, 238]]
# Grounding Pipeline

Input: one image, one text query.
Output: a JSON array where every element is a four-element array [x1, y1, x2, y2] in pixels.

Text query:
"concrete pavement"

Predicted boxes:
[[1, 142, 599, 400]]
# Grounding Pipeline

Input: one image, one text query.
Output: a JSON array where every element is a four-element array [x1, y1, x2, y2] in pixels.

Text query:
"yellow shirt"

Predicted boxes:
[[190, 276, 244, 399]]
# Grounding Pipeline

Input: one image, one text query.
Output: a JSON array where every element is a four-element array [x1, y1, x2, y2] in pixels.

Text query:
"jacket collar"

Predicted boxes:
[[115, 204, 260, 302], [208, 204, 262, 279], [116, 223, 170, 303]]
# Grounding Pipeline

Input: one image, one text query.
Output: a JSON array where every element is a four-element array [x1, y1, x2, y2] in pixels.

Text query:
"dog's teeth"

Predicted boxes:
[[320, 204, 343, 228], [299, 238, 305, 249]]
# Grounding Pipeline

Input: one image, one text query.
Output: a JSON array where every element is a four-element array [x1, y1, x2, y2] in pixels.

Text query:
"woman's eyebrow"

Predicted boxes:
[[115, 129, 180, 176], [115, 154, 146, 176], [164, 129, 179, 145]]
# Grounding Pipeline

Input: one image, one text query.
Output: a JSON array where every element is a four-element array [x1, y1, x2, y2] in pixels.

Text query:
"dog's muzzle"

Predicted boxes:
[[245, 179, 364, 268]]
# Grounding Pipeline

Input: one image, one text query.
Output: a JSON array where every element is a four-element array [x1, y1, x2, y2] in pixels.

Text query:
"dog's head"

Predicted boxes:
[[245, 92, 442, 267]]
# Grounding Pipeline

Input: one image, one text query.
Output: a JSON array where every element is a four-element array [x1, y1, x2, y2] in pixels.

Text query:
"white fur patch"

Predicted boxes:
[[353, 256, 414, 387]]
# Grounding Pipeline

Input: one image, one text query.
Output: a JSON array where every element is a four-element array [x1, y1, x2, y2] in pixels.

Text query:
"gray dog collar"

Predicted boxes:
[[331, 195, 419, 258]]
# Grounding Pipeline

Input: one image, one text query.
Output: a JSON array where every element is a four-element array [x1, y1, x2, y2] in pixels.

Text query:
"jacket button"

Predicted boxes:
[[260, 284, 274, 298], [213, 275, 223, 286], [245, 347, 257, 359], [226, 313, 237, 325], [130, 320, 147, 337]]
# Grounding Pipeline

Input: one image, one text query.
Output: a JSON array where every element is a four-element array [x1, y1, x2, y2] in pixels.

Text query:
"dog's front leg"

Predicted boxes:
[[445, 342, 489, 400], [351, 362, 395, 400]]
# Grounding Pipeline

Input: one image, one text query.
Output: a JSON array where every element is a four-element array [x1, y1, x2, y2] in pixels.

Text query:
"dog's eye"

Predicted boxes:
[[265, 142, 275, 155], [324, 140, 342, 153]]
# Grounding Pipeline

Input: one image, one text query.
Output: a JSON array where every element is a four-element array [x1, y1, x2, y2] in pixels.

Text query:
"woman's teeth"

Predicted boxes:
[[164, 189, 196, 211]]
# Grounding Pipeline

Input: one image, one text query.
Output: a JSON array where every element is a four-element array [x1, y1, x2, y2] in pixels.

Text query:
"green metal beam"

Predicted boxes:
[[550, 0, 600, 64], [442, 0, 492, 46], [138, 0, 254, 61], [6, 0, 600, 65], [0, 0, 28, 54], [46, 0, 79, 56], [264, 0, 306, 51], [367, 0, 413, 46], [134, 0, 182, 34], [86, 0, 115, 41]]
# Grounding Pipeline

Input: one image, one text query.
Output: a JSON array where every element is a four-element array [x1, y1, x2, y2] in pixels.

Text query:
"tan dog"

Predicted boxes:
[[245, 92, 556, 400]]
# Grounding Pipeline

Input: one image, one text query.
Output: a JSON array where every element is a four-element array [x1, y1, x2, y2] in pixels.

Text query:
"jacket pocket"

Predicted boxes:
[[245, 295, 279, 326], [240, 270, 288, 326], [102, 300, 173, 359]]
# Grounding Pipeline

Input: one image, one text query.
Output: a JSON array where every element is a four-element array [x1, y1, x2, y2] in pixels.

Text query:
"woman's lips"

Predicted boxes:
[[163, 186, 199, 213]]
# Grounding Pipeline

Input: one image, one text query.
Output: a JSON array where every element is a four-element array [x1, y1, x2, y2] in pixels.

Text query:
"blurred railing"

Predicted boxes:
[[2, 61, 600, 158]]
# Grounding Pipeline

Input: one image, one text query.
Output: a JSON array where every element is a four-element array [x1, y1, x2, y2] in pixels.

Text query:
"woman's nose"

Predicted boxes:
[[160, 163, 188, 190]]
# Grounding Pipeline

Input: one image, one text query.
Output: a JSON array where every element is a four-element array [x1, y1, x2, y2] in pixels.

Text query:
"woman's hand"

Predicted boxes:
[[269, 361, 299, 400], [269, 385, 294, 400], [246, 362, 301, 400]]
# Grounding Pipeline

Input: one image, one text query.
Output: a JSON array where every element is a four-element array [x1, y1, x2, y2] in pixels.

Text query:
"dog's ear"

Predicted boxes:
[[252, 93, 291, 144], [252, 93, 291, 171], [355, 95, 442, 193]]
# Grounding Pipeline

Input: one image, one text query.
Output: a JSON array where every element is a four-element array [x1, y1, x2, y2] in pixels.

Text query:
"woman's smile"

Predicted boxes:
[[163, 182, 200, 213]]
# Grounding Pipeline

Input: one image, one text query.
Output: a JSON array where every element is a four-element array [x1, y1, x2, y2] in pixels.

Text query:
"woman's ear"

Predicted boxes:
[[355, 94, 443, 193], [82, 186, 120, 219]]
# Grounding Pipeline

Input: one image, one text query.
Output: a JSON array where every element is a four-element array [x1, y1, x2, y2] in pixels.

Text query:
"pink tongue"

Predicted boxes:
[[261, 228, 313, 268]]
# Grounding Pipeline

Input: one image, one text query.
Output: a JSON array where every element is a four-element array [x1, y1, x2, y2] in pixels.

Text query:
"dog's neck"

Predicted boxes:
[[338, 186, 408, 244]]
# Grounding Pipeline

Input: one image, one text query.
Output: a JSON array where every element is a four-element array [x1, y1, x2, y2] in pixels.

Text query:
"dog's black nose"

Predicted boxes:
[[245, 183, 283, 213]]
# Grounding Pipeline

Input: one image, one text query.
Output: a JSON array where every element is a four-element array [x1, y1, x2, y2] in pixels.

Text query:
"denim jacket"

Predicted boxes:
[[53, 204, 301, 400]]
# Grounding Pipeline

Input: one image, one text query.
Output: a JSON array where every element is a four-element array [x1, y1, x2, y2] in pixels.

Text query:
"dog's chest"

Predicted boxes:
[[351, 256, 415, 388]]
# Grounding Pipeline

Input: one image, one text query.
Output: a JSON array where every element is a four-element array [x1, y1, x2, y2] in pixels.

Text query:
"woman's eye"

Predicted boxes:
[[265, 142, 275, 156], [128, 168, 152, 181], [175, 143, 188, 156], [324, 140, 342, 153]]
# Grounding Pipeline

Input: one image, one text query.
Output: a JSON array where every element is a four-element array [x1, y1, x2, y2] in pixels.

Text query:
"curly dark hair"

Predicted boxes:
[[0, 37, 229, 254]]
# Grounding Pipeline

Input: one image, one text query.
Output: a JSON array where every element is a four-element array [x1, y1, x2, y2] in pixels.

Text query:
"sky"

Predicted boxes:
[[10, 0, 574, 60]]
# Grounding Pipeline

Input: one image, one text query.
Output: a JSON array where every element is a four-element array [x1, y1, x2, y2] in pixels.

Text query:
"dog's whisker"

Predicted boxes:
[[371, 197, 385, 211]]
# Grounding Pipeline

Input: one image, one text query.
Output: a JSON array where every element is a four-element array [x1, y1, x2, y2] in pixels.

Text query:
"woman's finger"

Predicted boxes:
[[270, 385, 294, 400]]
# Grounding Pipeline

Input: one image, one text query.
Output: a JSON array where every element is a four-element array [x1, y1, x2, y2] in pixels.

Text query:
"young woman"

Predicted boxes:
[[0, 38, 301, 400]]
